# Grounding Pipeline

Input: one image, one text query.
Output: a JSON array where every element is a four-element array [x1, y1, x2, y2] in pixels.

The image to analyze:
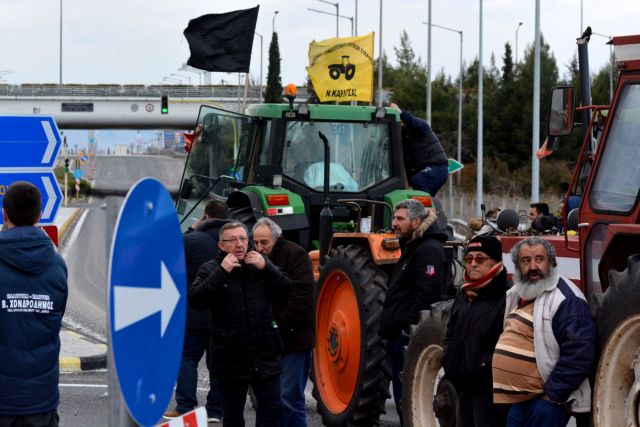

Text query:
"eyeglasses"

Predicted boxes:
[[463, 255, 490, 265], [220, 236, 248, 245]]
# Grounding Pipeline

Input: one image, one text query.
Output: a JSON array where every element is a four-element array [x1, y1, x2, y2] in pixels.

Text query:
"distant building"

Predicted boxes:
[[114, 144, 128, 156]]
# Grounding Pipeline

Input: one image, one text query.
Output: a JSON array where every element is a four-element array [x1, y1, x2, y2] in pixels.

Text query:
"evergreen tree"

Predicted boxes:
[[390, 30, 426, 117], [264, 32, 283, 103]]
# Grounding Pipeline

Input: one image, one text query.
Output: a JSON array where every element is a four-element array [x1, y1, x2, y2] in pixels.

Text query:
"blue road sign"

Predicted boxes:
[[108, 178, 186, 427], [80, 155, 89, 163], [0, 171, 63, 226], [0, 116, 62, 168], [73, 169, 84, 179]]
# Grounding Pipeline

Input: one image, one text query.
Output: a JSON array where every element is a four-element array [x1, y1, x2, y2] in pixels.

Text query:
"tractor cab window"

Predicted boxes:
[[176, 106, 255, 228], [280, 121, 391, 192], [590, 83, 640, 213]]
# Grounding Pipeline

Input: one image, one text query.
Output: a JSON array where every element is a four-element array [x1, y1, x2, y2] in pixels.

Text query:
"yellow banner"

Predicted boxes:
[[306, 32, 375, 103]]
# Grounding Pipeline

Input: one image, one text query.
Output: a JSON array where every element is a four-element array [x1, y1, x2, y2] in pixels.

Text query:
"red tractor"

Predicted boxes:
[[402, 29, 640, 426]]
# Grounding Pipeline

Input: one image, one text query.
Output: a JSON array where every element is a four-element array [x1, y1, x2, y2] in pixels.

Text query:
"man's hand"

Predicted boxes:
[[389, 103, 401, 112], [244, 251, 266, 270], [221, 253, 242, 272]]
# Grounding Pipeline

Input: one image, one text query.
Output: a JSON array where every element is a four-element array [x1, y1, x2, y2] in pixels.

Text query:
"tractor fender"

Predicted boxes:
[[226, 189, 310, 232], [330, 232, 401, 265]]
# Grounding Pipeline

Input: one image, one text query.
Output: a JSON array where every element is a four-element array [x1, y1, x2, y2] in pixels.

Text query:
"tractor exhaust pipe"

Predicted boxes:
[[577, 27, 593, 151], [318, 131, 333, 266]]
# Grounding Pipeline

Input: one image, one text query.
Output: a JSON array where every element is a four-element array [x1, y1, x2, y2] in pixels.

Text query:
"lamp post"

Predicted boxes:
[[477, 0, 484, 216], [316, 0, 339, 37], [179, 64, 204, 85], [422, 21, 463, 211], [592, 31, 614, 102], [162, 76, 182, 84], [254, 31, 264, 101], [308, 9, 354, 37], [59, 0, 63, 85], [515, 21, 523, 65], [171, 73, 191, 84], [272, 10, 279, 34], [426, 0, 432, 123], [377, 0, 382, 107]]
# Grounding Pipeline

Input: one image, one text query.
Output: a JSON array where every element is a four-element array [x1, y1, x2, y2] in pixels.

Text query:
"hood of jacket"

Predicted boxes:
[[407, 208, 448, 245], [0, 226, 56, 275]]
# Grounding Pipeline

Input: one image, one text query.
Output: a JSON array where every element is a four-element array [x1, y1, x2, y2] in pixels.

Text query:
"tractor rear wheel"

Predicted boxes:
[[593, 254, 640, 427], [312, 244, 390, 426], [402, 300, 456, 427]]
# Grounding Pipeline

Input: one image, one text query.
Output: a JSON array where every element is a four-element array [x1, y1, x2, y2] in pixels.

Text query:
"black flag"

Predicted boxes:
[[183, 6, 259, 73]]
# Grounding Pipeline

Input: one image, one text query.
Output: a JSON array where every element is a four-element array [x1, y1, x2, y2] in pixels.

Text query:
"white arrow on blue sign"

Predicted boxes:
[[0, 171, 63, 225], [0, 116, 62, 168], [108, 177, 186, 427]]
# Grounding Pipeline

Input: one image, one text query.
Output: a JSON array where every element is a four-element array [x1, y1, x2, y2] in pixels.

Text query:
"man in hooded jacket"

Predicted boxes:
[[0, 181, 68, 426], [379, 198, 448, 423]]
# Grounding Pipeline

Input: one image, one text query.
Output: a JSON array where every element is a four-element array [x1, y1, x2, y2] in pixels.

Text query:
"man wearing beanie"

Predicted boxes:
[[442, 235, 510, 427]]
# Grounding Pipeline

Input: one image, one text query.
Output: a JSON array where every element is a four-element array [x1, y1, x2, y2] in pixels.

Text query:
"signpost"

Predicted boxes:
[[0, 116, 63, 225], [448, 158, 464, 174], [108, 178, 186, 427]]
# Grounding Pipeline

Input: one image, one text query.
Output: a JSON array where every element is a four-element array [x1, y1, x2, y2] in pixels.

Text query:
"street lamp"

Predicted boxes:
[[171, 73, 191, 84], [272, 10, 279, 34], [59, 0, 63, 85], [515, 22, 523, 65], [308, 8, 354, 37], [422, 21, 464, 209], [592, 31, 614, 102], [316, 0, 339, 37], [254, 31, 264, 101], [162, 76, 182, 84], [179, 63, 205, 85]]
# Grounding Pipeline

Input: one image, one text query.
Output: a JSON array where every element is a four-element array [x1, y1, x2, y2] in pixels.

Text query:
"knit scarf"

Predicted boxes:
[[461, 262, 504, 301]]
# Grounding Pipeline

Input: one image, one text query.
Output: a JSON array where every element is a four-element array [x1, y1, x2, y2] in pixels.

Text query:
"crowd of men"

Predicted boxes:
[[0, 178, 597, 427]]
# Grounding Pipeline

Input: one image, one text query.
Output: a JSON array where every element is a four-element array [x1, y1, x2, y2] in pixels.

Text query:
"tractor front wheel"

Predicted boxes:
[[312, 244, 390, 426], [402, 300, 456, 427], [593, 254, 640, 427]]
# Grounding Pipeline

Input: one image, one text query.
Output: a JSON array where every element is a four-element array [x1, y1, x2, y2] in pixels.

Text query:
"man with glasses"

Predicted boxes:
[[493, 236, 596, 427], [442, 235, 510, 427], [379, 198, 448, 423], [189, 221, 293, 427]]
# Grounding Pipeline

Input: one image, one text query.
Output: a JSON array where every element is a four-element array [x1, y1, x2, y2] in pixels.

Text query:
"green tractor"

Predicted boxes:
[[176, 98, 454, 426]]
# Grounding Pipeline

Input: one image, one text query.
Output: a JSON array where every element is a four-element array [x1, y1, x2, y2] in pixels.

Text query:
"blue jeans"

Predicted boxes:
[[220, 375, 281, 427], [409, 163, 449, 196], [507, 397, 571, 427], [175, 329, 223, 419], [279, 351, 311, 427], [386, 333, 410, 424]]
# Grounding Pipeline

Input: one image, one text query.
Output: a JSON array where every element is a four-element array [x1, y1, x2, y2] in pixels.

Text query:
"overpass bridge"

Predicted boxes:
[[0, 84, 310, 130]]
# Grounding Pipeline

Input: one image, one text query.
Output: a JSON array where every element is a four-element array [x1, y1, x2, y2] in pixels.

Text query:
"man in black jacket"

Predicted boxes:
[[252, 217, 315, 427], [442, 235, 510, 427], [189, 221, 292, 427], [379, 198, 448, 422], [165, 200, 228, 422], [391, 103, 449, 196]]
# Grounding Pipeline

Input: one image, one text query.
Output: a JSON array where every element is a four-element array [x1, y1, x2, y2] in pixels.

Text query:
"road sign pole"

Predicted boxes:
[[64, 172, 68, 207]]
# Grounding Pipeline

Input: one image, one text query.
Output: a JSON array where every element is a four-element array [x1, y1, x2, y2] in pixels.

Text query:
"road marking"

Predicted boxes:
[[60, 209, 89, 257], [59, 383, 108, 388]]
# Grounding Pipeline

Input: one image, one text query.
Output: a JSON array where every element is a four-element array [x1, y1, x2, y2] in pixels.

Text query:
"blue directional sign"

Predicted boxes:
[[0, 116, 62, 168], [108, 178, 186, 427], [0, 171, 63, 226], [73, 169, 84, 180]]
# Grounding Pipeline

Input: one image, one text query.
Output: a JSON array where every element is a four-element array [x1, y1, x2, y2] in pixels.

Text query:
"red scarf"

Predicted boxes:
[[461, 262, 504, 301]]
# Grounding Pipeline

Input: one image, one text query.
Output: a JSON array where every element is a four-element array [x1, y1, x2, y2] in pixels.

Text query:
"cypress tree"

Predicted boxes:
[[264, 32, 283, 103]]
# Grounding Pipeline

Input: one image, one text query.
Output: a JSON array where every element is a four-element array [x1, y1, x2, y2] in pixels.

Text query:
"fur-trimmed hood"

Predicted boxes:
[[409, 208, 449, 244]]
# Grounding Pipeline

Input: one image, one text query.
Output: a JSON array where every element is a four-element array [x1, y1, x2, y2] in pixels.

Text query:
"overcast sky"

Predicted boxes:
[[1, 0, 638, 88]]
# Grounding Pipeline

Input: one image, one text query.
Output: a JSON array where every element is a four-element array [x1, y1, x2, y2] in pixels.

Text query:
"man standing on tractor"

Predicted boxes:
[[390, 103, 449, 196], [493, 236, 596, 426], [379, 198, 448, 423], [252, 217, 315, 427], [442, 235, 510, 427]]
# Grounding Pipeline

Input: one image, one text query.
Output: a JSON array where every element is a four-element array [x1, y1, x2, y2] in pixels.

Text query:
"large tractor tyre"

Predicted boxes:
[[402, 300, 456, 427], [312, 244, 391, 426], [593, 254, 640, 427]]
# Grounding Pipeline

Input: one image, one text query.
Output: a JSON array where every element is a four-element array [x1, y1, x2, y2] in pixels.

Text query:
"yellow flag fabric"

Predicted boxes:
[[306, 32, 375, 103]]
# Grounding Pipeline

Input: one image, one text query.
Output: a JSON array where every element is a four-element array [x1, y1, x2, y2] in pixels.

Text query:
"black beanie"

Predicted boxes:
[[466, 235, 503, 262]]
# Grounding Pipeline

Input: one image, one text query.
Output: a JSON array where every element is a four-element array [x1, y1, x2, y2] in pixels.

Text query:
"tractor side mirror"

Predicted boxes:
[[179, 179, 193, 199], [548, 86, 575, 137]]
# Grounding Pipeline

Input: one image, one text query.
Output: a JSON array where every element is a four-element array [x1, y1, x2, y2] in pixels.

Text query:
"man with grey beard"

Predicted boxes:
[[492, 237, 596, 427]]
